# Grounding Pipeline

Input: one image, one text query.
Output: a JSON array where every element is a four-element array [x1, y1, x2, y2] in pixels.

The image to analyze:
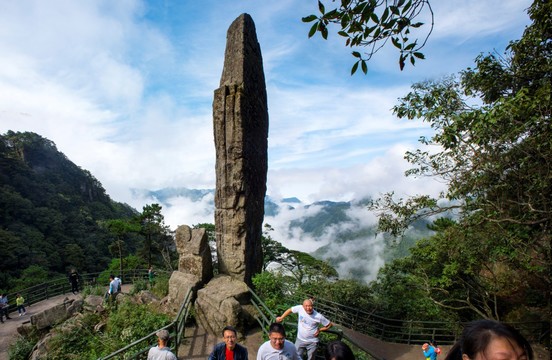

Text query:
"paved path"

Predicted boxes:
[[0, 291, 83, 360], [177, 325, 263, 360]]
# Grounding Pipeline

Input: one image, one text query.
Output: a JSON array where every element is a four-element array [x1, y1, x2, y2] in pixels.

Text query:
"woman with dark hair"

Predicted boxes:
[[325, 341, 355, 360], [445, 319, 533, 360]]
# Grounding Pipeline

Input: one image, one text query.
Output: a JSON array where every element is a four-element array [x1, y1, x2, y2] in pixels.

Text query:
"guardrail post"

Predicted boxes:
[[407, 320, 413, 345]]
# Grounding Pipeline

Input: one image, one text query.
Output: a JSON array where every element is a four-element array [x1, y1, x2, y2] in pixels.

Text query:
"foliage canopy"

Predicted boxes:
[[304, 0, 433, 73], [369, 0, 551, 321]]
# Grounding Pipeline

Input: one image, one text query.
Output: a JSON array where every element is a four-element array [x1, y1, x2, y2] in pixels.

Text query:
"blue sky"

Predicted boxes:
[[0, 0, 532, 230]]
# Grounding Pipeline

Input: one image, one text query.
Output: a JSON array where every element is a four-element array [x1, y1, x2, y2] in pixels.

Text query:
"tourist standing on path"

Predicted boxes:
[[107, 274, 120, 308], [257, 323, 299, 360], [69, 269, 79, 294], [147, 329, 177, 360], [114, 275, 122, 293], [276, 298, 333, 360], [148, 266, 155, 289], [422, 343, 438, 360], [208, 326, 248, 360], [0, 294, 11, 322], [15, 294, 26, 316]]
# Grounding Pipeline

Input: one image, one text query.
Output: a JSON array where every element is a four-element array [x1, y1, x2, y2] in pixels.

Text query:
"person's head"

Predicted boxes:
[[268, 323, 286, 350], [302, 299, 314, 315], [109, 274, 115, 280], [325, 341, 355, 360], [156, 329, 170, 347], [445, 320, 532, 360], [222, 326, 238, 350], [16, 293, 21, 298]]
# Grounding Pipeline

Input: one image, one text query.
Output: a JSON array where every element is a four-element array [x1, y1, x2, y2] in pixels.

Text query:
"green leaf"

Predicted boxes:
[[392, 37, 401, 49], [318, 0, 325, 14], [402, 0, 412, 14], [325, 9, 339, 19], [351, 61, 359, 75], [361, 60, 368, 74], [321, 26, 329, 40], [302, 15, 318, 23], [390, 6, 400, 15], [410, 55, 415, 65], [352, 51, 361, 58], [399, 54, 406, 71], [411, 22, 424, 28], [413, 52, 425, 59], [308, 23, 318, 38], [381, 8, 389, 22], [338, 30, 349, 37], [341, 13, 350, 28], [370, 12, 379, 23]]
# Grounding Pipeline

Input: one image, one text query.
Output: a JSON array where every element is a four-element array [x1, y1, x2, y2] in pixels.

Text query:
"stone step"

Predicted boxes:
[[177, 325, 264, 360]]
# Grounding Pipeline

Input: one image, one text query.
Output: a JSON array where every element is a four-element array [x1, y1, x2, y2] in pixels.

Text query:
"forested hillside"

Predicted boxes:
[[0, 131, 138, 290]]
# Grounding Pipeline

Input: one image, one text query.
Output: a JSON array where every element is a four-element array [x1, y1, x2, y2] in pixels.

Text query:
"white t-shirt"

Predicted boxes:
[[291, 305, 330, 343], [257, 339, 299, 360]]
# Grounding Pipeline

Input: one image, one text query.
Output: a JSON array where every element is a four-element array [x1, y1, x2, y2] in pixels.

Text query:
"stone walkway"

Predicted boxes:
[[177, 325, 263, 360], [0, 291, 82, 360]]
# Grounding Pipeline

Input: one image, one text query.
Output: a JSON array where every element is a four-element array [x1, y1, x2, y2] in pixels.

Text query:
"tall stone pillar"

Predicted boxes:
[[213, 13, 268, 285]]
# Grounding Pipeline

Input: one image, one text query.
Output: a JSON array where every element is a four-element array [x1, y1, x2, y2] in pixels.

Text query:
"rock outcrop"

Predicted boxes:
[[213, 13, 268, 285], [194, 275, 256, 337], [30, 297, 83, 330], [168, 271, 201, 312], [175, 225, 213, 283]]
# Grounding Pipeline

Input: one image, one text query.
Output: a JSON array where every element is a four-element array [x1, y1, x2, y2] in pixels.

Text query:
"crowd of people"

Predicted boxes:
[[1, 270, 535, 360], [146, 297, 534, 360]]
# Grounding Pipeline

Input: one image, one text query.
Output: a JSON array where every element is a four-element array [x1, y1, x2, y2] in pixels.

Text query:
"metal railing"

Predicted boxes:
[[284, 291, 550, 346], [98, 286, 193, 360], [3, 269, 166, 317], [248, 286, 383, 360]]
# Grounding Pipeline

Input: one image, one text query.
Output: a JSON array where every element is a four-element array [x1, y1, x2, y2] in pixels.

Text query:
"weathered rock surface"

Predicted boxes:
[[30, 297, 83, 330], [30, 333, 54, 360], [194, 275, 257, 337], [175, 225, 213, 283], [168, 271, 201, 312], [137, 290, 160, 305], [213, 13, 267, 285]]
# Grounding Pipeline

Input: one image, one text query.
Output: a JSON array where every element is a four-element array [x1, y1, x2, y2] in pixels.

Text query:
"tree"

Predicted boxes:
[[261, 224, 289, 271], [134, 204, 172, 268], [261, 224, 338, 286], [303, 0, 433, 73], [369, 0, 551, 321], [106, 219, 140, 277]]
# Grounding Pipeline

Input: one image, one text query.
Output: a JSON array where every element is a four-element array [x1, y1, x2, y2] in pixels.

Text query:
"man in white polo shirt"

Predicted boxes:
[[257, 323, 299, 360], [276, 299, 332, 360]]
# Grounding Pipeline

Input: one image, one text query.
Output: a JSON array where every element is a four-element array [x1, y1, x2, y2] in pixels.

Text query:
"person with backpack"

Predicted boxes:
[[422, 342, 440, 360]]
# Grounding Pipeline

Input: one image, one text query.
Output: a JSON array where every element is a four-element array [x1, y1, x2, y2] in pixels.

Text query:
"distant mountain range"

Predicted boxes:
[[131, 186, 433, 282]]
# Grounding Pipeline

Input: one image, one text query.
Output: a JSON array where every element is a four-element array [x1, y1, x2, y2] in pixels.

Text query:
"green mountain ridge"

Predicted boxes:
[[0, 131, 138, 290]]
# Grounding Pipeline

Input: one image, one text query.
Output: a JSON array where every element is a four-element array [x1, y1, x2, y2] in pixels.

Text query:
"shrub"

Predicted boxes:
[[107, 302, 172, 342], [151, 273, 169, 298], [82, 284, 107, 298], [8, 335, 36, 360], [130, 278, 149, 294]]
